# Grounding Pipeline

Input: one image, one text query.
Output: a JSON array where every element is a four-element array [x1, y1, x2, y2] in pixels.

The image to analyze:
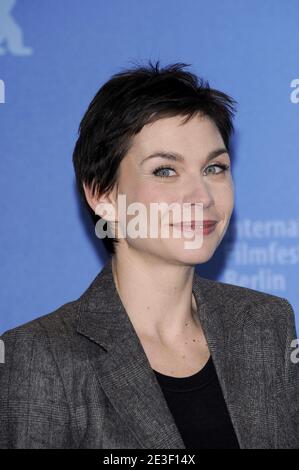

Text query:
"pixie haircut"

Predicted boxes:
[[72, 60, 237, 255]]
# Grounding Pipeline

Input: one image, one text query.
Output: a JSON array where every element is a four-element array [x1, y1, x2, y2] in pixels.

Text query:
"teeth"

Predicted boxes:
[[181, 223, 202, 229]]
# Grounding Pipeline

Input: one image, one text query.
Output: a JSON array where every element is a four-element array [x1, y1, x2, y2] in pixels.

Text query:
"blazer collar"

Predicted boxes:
[[76, 257, 266, 449]]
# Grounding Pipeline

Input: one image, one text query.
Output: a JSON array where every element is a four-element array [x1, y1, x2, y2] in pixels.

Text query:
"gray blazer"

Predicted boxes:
[[0, 257, 298, 449]]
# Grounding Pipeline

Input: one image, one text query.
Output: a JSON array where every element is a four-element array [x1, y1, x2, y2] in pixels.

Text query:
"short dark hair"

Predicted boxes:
[[72, 60, 237, 254]]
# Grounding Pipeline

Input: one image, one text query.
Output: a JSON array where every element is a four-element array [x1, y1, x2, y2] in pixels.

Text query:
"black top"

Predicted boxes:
[[153, 355, 240, 449]]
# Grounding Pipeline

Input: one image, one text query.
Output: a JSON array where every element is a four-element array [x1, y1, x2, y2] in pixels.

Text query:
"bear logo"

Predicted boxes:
[[0, 0, 33, 56]]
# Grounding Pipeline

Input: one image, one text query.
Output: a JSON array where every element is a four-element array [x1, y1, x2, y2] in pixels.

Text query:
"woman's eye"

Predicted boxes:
[[152, 166, 176, 178], [204, 163, 230, 175], [152, 163, 230, 178]]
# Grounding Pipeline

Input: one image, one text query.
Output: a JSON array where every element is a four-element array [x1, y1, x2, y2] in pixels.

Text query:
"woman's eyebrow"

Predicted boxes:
[[140, 148, 228, 165]]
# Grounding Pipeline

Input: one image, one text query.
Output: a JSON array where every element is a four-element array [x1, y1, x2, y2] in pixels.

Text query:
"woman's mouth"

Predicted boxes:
[[171, 220, 218, 235]]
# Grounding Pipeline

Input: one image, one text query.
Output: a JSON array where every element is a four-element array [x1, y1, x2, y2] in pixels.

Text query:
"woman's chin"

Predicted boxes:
[[161, 238, 218, 265]]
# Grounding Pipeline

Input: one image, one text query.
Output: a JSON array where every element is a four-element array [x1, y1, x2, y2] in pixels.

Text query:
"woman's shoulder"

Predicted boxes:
[[196, 270, 287, 301], [0, 298, 80, 347], [0, 299, 86, 397], [194, 272, 296, 329]]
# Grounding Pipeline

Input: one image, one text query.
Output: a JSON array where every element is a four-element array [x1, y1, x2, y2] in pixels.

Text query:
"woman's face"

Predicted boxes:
[[113, 113, 234, 266]]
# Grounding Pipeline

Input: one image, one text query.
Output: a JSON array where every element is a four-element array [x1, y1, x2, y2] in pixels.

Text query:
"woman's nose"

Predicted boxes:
[[182, 175, 215, 210]]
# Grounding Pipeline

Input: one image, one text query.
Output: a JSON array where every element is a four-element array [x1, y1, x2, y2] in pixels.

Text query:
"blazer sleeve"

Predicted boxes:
[[281, 298, 299, 445], [0, 323, 74, 449]]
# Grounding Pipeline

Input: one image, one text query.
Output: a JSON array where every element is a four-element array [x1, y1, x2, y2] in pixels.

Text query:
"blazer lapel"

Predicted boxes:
[[192, 273, 275, 449], [77, 257, 271, 449], [76, 257, 186, 448]]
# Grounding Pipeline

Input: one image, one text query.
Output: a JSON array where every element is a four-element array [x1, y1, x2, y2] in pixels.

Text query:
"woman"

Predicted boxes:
[[0, 61, 298, 449]]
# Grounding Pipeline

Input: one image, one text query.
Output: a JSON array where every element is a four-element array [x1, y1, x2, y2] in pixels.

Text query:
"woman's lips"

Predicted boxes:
[[171, 221, 218, 234]]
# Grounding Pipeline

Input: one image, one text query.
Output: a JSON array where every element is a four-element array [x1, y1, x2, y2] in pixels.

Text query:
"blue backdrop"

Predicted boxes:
[[0, 0, 298, 334]]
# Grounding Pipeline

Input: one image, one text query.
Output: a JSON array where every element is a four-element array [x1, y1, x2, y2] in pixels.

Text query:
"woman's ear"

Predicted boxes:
[[83, 182, 117, 221], [83, 182, 96, 212], [83, 182, 99, 211]]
